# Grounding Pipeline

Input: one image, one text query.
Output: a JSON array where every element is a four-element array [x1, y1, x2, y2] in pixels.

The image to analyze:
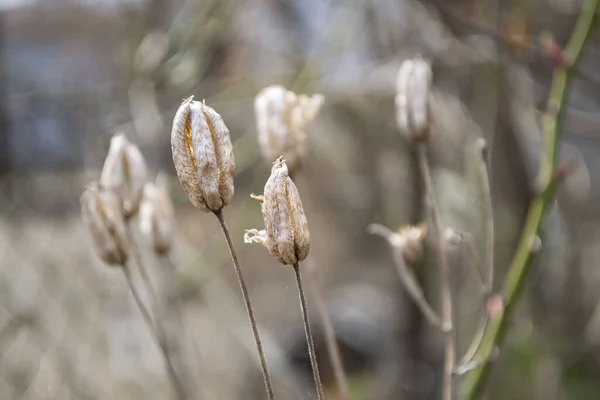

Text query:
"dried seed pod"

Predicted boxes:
[[255, 85, 324, 172], [395, 58, 432, 142], [139, 173, 175, 254], [245, 157, 310, 265], [171, 96, 235, 212], [397, 225, 427, 265], [81, 182, 129, 266], [100, 133, 148, 218]]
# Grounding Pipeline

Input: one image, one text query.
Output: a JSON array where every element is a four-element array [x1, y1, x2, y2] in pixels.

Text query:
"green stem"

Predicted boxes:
[[461, 2, 599, 398]]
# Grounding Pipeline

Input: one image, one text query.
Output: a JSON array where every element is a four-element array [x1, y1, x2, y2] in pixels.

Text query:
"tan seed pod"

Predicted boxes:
[[171, 96, 235, 212], [396, 224, 427, 265], [81, 182, 129, 266], [255, 85, 324, 172], [100, 133, 148, 218], [245, 157, 310, 265], [139, 173, 175, 254], [395, 58, 432, 142]]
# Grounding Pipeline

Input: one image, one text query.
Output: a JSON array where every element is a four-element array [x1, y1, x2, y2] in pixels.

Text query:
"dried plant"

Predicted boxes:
[[139, 173, 176, 255], [81, 182, 188, 400], [100, 133, 148, 218], [255, 85, 324, 173], [171, 96, 275, 399], [395, 57, 432, 142], [245, 157, 325, 400], [81, 182, 129, 266]]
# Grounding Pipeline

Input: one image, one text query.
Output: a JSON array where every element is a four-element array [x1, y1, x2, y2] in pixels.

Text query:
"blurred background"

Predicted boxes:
[[1, 0, 600, 398]]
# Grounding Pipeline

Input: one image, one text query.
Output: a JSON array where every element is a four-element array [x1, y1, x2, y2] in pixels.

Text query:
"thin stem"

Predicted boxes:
[[457, 140, 496, 367], [213, 209, 275, 400], [306, 259, 352, 400], [461, 1, 599, 398], [126, 219, 160, 320], [416, 143, 454, 400], [368, 223, 444, 330], [293, 263, 325, 400], [121, 264, 187, 400]]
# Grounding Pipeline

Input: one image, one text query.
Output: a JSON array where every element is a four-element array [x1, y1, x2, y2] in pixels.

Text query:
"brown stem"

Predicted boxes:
[[416, 143, 455, 400], [213, 209, 275, 400], [306, 259, 351, 400], [293, 263, 325, 400], [121, 264, 188, 400]]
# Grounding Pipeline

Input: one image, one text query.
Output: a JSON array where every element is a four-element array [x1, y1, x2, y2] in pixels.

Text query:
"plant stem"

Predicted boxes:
[[416, 143, 454, 400], [461, 1, 599, 398], [213, 209, 275, 400], [121, 264, 188, 400], [368, 223, 444, 330], [293, 263, 325, 400], [306, 259, 351, 400], [457, 141, 495, 368]]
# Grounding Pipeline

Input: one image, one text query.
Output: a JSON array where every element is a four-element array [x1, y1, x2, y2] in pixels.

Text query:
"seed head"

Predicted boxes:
[[368, 223, 427, 265], [395, 58, 432, 142], [244, 157, 310, 265], [171, 96, 235, 212], [139, 173, 175, 255], [81, 182, 129, 266], [100, 133, 148, 218], [255, 85, 324, 172]]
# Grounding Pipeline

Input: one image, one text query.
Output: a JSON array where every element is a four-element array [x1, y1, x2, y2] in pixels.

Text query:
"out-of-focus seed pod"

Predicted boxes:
[[244, 157, 310, 265], [395, 58, 432, 142], [139, 173, 175, 255], [255, 85, 324, 172], [100, 133, 148, 218], [171, 96, 235, 212], [81, 182, 129, 266], [397, 225, 427, 265]]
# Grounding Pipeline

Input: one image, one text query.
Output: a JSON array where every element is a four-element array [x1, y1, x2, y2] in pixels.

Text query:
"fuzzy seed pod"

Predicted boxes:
[[171, 96, 235, 212], [396, 225, 427, 265], [81, 182, 129, 266], [255, 85, 324, 172], [100, 133, 148, 218], [395, 58, 432, 141], [139, 173, 175, 254], [244, 157, 310, 265]]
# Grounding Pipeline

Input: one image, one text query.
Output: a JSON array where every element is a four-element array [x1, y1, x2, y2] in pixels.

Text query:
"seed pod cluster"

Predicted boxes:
[[81, 182, 129, 266], [255, 85, 324, 172], [395, 58, 433, 142], [139, 173, 175, 255], [171, 96, 235, 212], [100, 133, 148, 218], [245, 157, 310, 265]]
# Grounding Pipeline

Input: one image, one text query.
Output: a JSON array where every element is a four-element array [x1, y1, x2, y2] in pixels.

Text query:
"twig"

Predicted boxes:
[[305, 258, 352, 400], [461, 1, 600, 398], [415, 143, 454, 400], [213, 209, 276, 400], [368, 223, 444, 330], [293, 263, 326, 400], [121, 264, 188, 400]]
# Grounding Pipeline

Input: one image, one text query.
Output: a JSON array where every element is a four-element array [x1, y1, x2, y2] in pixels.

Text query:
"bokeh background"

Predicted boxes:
[[1, 0, 600, 399]]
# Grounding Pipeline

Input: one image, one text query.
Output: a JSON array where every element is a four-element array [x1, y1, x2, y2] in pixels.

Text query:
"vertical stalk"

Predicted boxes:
[[121, 264, 187, 400], [461, 0, 600, 398], [416, 144, 454, 400], [293, 263, 325, 400], [306, 260, 351, 400], [214, 209, 276, 400]]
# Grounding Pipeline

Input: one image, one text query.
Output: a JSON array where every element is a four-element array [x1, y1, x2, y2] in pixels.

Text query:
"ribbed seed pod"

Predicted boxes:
[[139, 173, 175, 255], [81, 182, 129, 266], [255, 85, 324, 172], [395, 58, 432, 141], [244, 157, 310, 265], [100, 133, 148, 218], [171, 96, 235, 212]]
